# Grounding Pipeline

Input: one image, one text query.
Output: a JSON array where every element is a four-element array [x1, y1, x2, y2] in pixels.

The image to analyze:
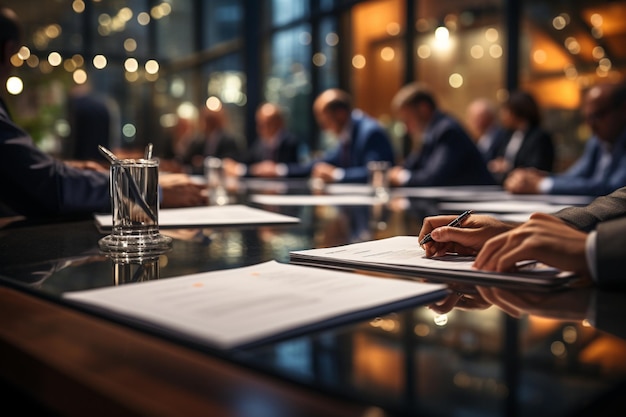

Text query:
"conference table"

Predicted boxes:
[[0, 178, 625, 417]]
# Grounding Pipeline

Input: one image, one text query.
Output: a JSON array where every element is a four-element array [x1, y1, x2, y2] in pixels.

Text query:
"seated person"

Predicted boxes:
[[465, 97, 507, 162], [488, 90, 555, 183], [0, 7, 205, 220], [223, 102, 302, 177], [505, 82, 626, 196], [248, 88, 395, 184], [419, 185, 626, 289], [182, 103, 241, 175], [387, 82, 495, 187]]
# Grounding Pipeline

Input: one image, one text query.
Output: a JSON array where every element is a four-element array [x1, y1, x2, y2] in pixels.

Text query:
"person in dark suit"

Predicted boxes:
[[0, 7, 206, 220], [465, 97, 508, 162], [505, 82, 626, 196], [387, 82, 495, 187], [182, 103, 241, 175], [250, 89, 395, 184], [65, 81, 121, 163], [419, 185, 626, 289], [487, 90, 555, 183], [222, 102, 302, 177]]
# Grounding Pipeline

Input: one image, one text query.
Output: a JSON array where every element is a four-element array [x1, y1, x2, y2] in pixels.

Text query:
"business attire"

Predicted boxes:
[[476, 124, 508, 162], [183, 130, 242, 174], [545, 130, 626, 196], [245, 130, 301, 166], [554, 186, 626, 288], [65, 91, 119, 162], [400, 111, 495, 186], [492, 125, 555, 182], [0, 97, 110, 218], [286, 110, 395, 183]]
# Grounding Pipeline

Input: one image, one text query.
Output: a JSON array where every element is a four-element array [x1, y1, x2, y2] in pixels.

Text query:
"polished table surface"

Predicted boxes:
[[1, 179, 625, 416]]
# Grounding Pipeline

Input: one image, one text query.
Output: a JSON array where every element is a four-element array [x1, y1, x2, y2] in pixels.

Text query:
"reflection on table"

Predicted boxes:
[[0, 178, 624, 416]]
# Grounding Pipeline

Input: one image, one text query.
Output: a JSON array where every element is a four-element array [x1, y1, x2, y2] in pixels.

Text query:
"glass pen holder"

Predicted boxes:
[[99, 158, 172, 258], [367, 160, 390, 202]]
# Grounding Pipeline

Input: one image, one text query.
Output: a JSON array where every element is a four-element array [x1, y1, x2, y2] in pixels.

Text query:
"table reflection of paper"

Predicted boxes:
[[250, 194, 384, 206], [325, 183, 374, 195], [438, 200, 572, 213], [64, 260, 447, 349], [391, 186, 594, 205], [94, 205, 299, 230]]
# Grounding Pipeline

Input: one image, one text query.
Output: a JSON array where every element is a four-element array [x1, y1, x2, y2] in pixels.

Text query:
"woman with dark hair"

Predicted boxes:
[[487, 90, 555, 184]]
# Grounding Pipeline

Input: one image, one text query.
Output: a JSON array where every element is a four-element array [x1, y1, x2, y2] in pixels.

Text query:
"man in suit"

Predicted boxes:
[[222, 102, 302, 177], [505, 82, 626, 196], [0, 7, 205, 220], [182, 103, 241, 175], [419, 185, 626, 289], [250, 88, 395, 183], [465, 97, 507, 162], [387, 82, 495, 187]]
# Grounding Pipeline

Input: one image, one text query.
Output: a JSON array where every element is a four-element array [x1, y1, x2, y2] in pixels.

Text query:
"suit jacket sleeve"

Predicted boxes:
[[515, 128, 554, 172], [549, 137, 626, 196], [0, 114, 110, 217], [553, 186, 626, 288], [340, 129, 395, 183]]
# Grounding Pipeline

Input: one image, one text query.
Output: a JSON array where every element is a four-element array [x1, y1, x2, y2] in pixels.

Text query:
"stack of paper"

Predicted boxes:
[[289, 236, 580, 291], [64, 261, 447, 350]]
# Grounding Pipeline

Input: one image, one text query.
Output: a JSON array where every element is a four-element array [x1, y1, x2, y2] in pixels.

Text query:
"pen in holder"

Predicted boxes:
[[98, 146, 172, 258]]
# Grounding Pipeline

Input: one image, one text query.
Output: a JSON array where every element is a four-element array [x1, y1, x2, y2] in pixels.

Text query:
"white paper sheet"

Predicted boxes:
[[64, 261, 447, 349], [94, 204, 300, 229], [290, 236, 578, 290]]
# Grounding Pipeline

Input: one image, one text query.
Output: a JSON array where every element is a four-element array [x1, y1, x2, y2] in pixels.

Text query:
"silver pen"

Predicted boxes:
[[419, 210, 473, 245]]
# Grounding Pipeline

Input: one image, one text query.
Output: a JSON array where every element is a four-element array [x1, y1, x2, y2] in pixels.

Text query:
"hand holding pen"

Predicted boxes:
[[419, 211, 516, 258], [420, 210, 473, 245]]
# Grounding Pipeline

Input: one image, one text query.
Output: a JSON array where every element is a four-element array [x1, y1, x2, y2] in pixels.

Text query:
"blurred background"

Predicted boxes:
[[3, 0, 625, 170]]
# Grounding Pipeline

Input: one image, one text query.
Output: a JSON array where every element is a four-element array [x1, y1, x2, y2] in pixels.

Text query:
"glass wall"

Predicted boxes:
[[4, 0, 626, 169]]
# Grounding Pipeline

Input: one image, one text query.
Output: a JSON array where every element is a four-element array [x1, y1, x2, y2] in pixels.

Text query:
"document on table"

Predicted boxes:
[[94, 204, 300, 231], [289, 236, 580, 291], [63, 261, 447, 350], [250, 194, 383, 206]]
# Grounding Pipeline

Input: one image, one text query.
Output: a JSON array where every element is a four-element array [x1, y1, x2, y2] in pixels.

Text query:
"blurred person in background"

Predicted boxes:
[[465, 97, 507, 163], [505, 82, 626, 196], [248, 88, 395, 184], [182, 103, 241, 175], [487, 90, 555, 183], [0, 7, 205, 222], [223, 102, 302, 178], [386, 82, 495, 187], [64, 81, 121, 163]]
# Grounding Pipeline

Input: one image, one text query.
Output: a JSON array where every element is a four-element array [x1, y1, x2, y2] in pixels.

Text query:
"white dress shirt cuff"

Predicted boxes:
[[276, 163, 288, 177], [538, 177, 553, 193], [332, 168, 345, 181], [585, 230, 598, 284], [236, 163, 247, 177], [397, 169, 411, 186]]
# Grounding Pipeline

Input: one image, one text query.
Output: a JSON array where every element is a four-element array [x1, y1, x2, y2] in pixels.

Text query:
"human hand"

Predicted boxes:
[[474, 212, 592, 277], [429, 286, 492, 314], [65, 160, 108, 173], [249, 160, 279, 177], [419, 214, 515, 257], [311, 162, 338, 183], [487, 157, 511, 174], [476, 286, 592, 320], [159, 173, 207, 207], [222, 158, 244, 177], [504, 168, 546, 194], [387, 166, 405, 186]]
